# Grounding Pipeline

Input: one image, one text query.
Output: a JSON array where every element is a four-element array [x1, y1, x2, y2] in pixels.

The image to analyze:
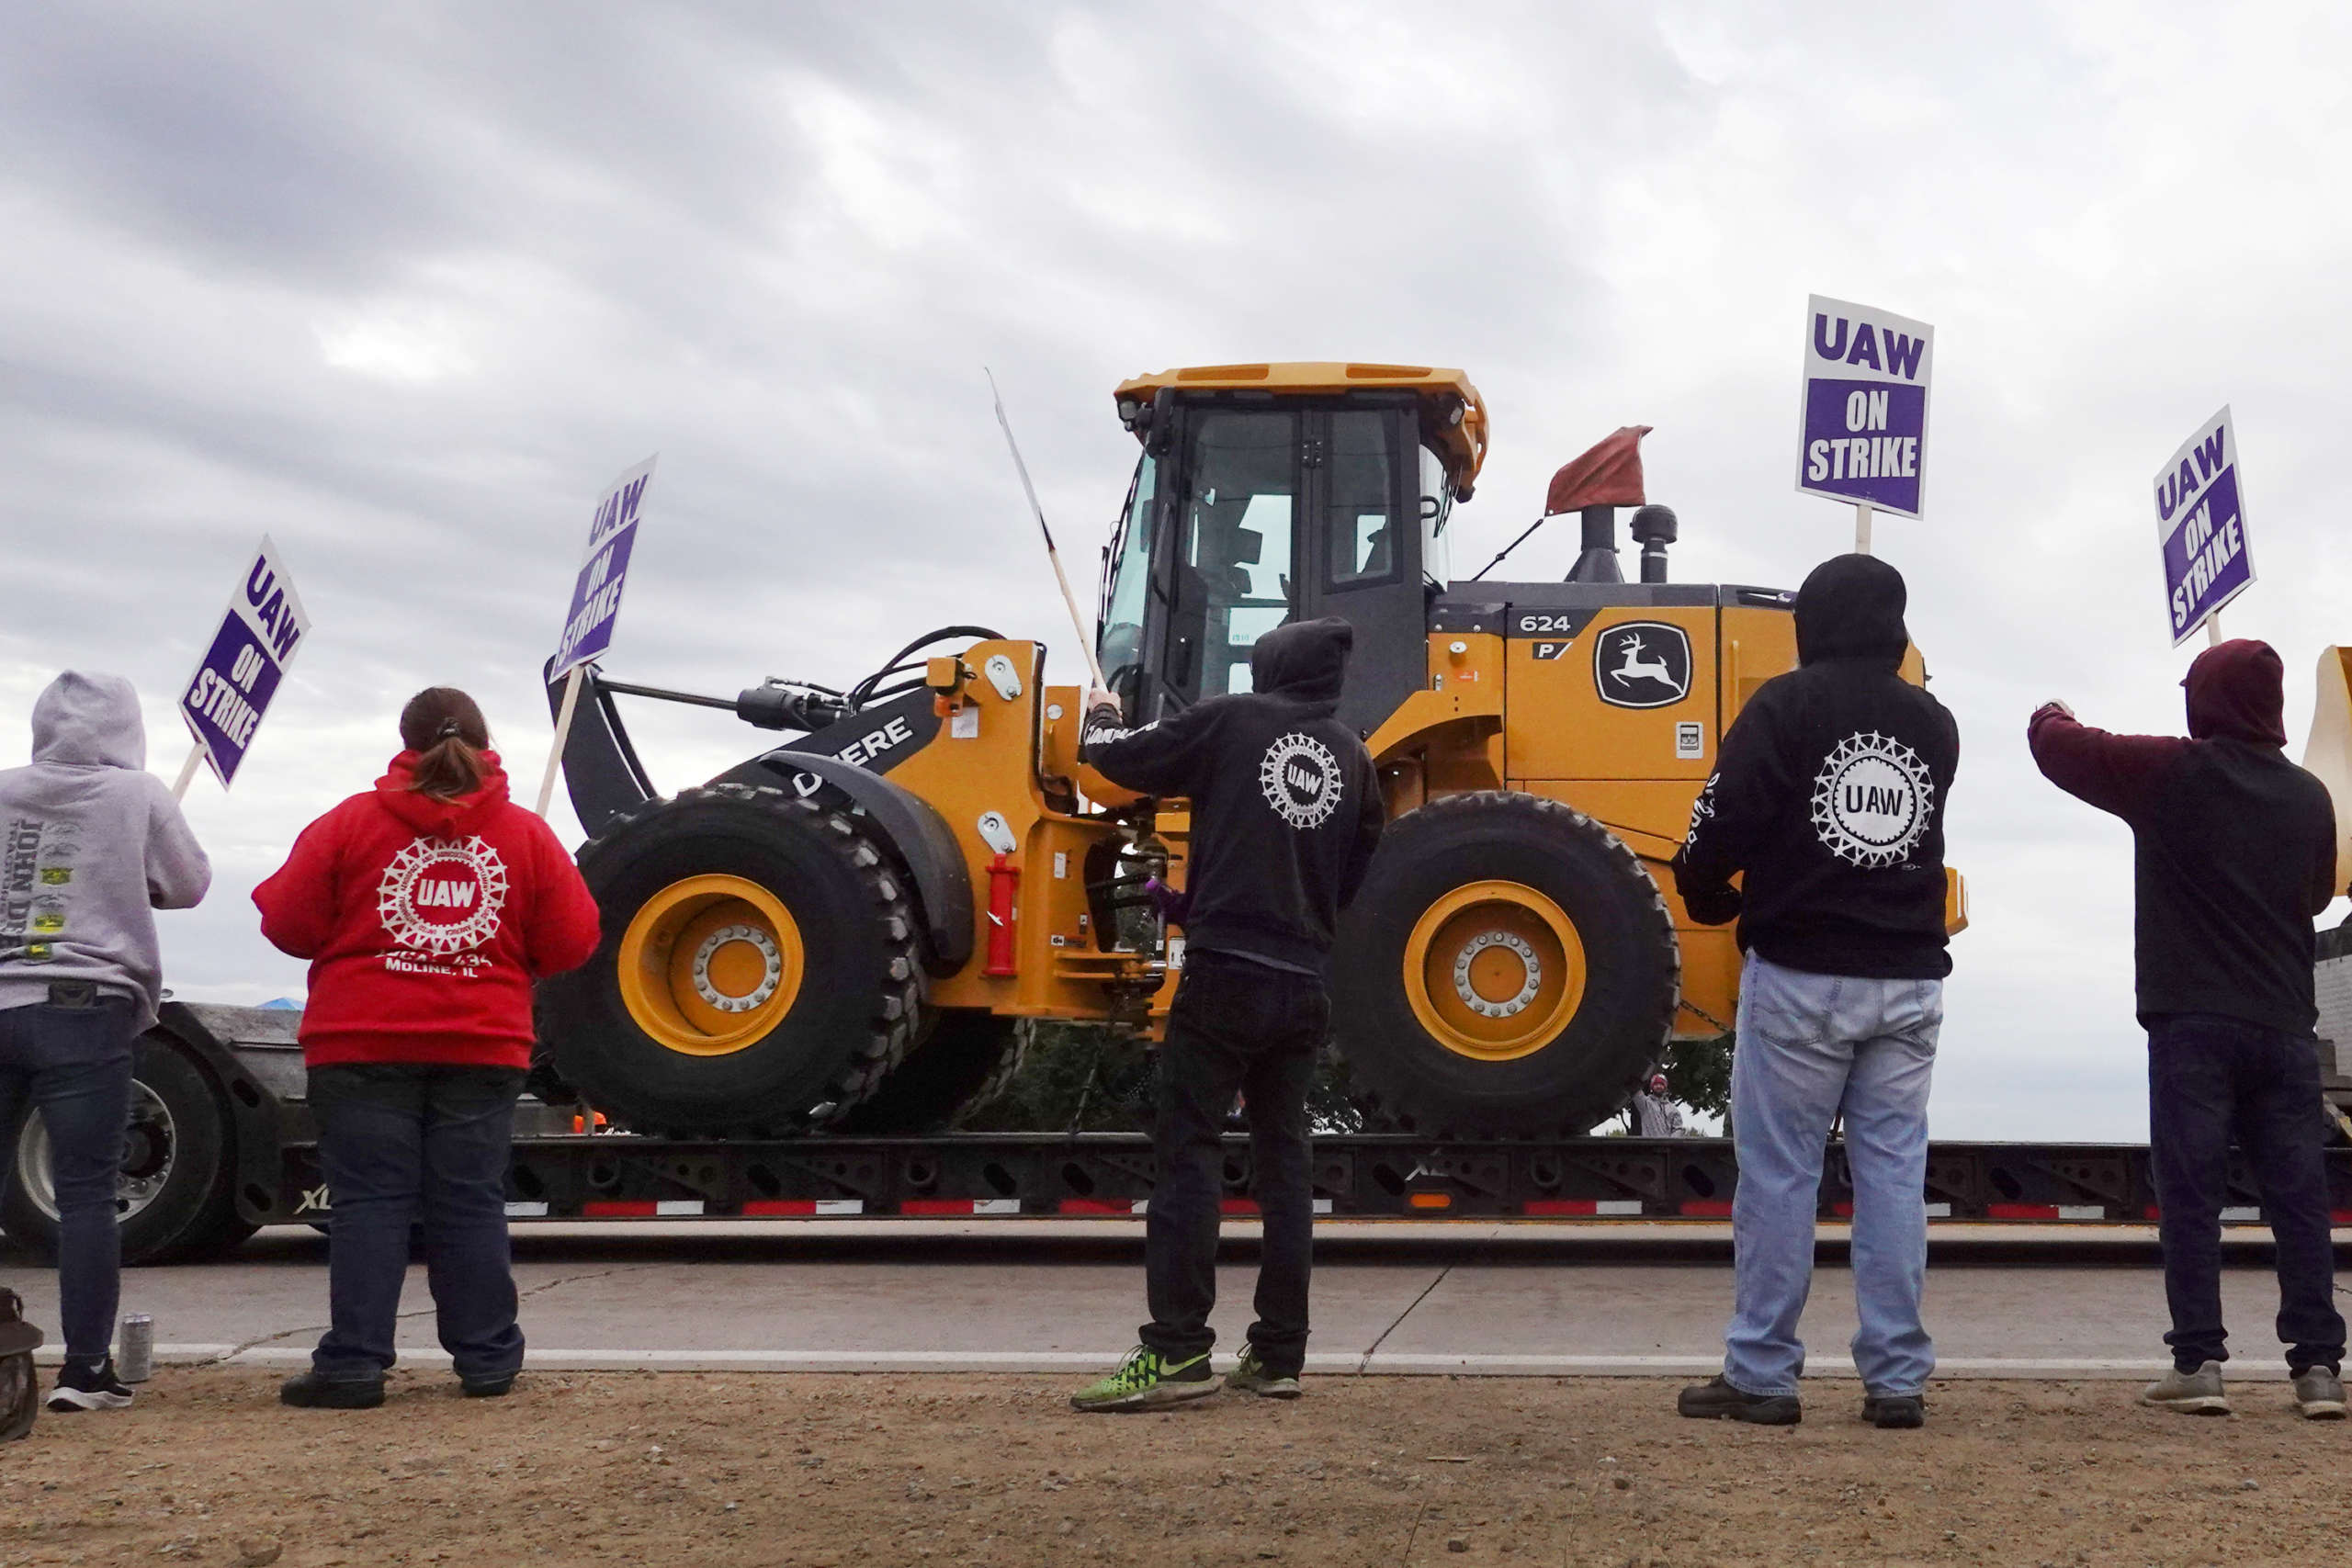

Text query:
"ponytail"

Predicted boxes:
[[398, 687, 492, 802]]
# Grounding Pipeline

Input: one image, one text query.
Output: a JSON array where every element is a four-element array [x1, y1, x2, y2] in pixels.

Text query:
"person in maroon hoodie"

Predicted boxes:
[[254, 688, 599, 1408], [2030, 639, 2346, 1420]]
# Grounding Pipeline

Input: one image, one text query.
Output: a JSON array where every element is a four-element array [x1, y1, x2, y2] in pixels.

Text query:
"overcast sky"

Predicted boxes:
[[6, 2, 2348, 1139]]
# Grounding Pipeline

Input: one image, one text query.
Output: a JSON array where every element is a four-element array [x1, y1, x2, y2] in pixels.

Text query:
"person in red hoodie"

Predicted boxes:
[[254, 688, 599, 1408], [2030, 640, 2345, 1420]]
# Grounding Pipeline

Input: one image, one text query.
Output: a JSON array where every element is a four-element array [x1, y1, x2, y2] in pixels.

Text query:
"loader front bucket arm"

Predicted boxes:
[[542, 660, 655, 835], [2303, 647, 2352, 899]]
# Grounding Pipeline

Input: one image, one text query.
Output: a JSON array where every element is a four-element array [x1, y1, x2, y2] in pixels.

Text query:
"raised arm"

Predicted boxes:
[[2026, 703, 2183, 823]]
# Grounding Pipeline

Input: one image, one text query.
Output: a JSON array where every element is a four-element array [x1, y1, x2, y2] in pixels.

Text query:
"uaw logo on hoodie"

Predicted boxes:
[[1260, 732, 1342, 829], [1811, 732, 1934, 868], [378, 836, 508, 970]]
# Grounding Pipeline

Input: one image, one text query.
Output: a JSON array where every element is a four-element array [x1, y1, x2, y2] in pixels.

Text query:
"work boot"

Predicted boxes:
[[1676, 1374, 1801, 1426], [2138, 1361, 2230, 1416], [1069, 1346, 1217, 1413], [461, 1371, 517, 1399], [279, 1371, 386, 1410], [2290, 1366, 2347, 1421], [1225, 1348, 1303, 1400], [1860, 1391, 1926, 1429], [45, 1359, 133, 1413]]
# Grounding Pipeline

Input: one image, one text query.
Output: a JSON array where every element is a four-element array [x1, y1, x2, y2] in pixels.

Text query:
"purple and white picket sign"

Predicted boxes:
[[538, 456, 658, 817], [551, 455, 658, 682], [2154, 406, 2253, 647], [175, 535, 311, 794], [1797, 295, 1934, 544]]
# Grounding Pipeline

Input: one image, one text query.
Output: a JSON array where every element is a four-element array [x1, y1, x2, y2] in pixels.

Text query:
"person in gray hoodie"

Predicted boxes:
[[0, 671, 210, 1412]]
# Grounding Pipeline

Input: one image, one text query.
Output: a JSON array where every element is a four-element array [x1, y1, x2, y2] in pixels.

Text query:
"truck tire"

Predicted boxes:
[[839, 1012, 1023, 1134], [1, 1032, 254, 1265], [539, 783, 923, 1136], [1332, 791, 1679, 1137]]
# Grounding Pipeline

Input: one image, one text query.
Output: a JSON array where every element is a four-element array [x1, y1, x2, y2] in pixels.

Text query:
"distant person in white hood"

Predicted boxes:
[[0, 671, 210, 1414]]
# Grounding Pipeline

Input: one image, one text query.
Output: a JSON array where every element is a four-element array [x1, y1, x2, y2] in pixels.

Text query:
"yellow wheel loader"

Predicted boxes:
[[538, 362, 1963, 1137]]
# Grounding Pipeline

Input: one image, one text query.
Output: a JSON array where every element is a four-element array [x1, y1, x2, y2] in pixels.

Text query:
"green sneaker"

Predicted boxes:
[[1069, 1346, 1218, 1412], [1225, 1348, 1302, 1400]]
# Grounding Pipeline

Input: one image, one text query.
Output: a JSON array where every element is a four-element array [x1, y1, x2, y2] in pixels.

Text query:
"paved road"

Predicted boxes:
[[6, 1221, 2346, 1382]]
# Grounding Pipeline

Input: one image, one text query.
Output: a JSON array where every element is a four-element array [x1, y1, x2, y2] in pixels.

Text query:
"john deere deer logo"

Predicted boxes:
[[1593, 623, 1692, 709]]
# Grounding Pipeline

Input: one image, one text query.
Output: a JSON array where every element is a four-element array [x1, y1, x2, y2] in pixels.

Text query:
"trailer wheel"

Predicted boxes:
[[1332, 791, 1679, 1137], [540, 784, 923, 1135], [840, 1012, 1023, 1134], [1, 1032, 253, 1265]]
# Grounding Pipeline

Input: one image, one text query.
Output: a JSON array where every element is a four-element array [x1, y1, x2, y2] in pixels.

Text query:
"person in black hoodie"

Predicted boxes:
[[1068, 617, 1384, 1411], [2030, 639, 2346, 1419], [1669, 555, 1959, 1429]]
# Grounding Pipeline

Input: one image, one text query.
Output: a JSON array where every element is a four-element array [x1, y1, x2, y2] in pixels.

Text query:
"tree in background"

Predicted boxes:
[[956, 1022, 1365, 1134], [1663, 1032, 1734, 1126]]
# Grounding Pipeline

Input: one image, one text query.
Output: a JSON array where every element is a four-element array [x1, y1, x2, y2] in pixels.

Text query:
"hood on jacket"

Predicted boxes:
[[1250, 616, 1354, 705], [2183, 638, 2288, 747], [374, 750, 514, 835], [30, 671, 147, 770], [1794, 554, 1910, 670]]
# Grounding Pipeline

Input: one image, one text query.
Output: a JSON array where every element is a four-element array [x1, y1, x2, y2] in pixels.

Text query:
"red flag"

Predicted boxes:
[[1544, 425, 1652, 515]]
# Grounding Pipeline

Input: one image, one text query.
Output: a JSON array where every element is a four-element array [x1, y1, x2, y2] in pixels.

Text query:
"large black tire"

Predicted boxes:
[[1, 1032, 254, 1265], [1332, 791, 1679, 1136], [539, 784, 923, 1135], [838, 1011, 1023, 1134]]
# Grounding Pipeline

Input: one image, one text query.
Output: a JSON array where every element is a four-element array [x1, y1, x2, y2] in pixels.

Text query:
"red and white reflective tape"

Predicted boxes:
[[504, 1201, 550, 1218], [740, 1199, 866, 1216], [1522, 1199, 1645, 1217], [1985, 1203, 2106, 1221], [898, 1198, 1024, 1216]]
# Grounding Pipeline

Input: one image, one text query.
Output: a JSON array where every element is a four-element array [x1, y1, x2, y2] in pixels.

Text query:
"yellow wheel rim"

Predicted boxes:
[[617, 874, 806, 1057], [1402, 880, 1587, 1062]]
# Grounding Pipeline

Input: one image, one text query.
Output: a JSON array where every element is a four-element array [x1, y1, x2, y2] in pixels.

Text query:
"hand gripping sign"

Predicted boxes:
[[538, 456, 658, 816], [175, 536, 311, 795], [2153, 407, 2253, 647], [1798, 295, 1934, 550]]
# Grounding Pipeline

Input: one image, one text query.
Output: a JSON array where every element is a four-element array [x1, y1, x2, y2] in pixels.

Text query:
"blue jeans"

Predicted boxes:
[[1724, 953, 1941, 1398], [2146, 1013, 2345, 1374], [308, 1064, 526, 1383], [0, 994, 136, 1366]]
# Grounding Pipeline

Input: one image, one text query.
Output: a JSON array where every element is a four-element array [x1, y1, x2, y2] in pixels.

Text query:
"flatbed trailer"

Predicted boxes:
[[6, 1002, 2352, 1265]]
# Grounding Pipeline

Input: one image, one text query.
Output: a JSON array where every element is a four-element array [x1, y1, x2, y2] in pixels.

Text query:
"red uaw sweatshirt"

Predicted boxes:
[[253, 752, 602, 1067]]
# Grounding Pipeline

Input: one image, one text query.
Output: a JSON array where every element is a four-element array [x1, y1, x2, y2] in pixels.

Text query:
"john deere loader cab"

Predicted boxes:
[[1099, 367, 1478, 736]]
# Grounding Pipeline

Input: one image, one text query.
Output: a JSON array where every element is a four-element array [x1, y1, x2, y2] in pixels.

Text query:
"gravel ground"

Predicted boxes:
[[2, 1369, 2347, 1566]]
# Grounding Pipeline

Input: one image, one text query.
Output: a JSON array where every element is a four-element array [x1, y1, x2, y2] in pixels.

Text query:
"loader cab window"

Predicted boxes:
[[1170, 410, 1297, 701], [1419, 442, 1455, 588], [1326, 409, 1401, 588], [1097, 451, 1156, 705]]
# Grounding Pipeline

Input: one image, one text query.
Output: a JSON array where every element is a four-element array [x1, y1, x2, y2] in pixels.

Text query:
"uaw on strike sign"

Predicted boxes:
[[2154, 407, 2253, 645], [1798, 296, 1933, 518], [179, 536, 310, 788], [552, 456, 657, 680]]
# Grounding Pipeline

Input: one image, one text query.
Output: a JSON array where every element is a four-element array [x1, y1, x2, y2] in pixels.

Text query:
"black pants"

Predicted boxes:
[[1140, 951, 1327, 1377], [2146, 1013, 2345, 1374], [309, 1064, 526, 1383]]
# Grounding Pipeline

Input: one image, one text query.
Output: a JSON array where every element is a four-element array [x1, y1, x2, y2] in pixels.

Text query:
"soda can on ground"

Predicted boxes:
[[118, 1314, 154, 1383]]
